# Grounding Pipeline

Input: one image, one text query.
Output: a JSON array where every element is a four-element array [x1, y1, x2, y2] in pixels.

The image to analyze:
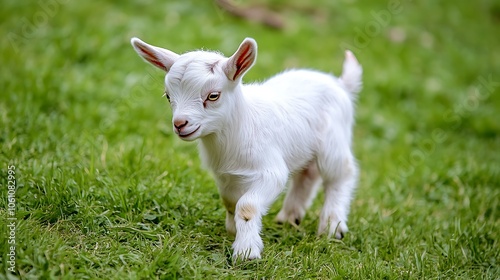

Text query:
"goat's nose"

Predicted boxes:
[[174, 119, 188, 130]]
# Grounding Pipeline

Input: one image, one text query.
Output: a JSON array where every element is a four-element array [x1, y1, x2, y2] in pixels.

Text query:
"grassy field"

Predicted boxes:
[[1, 0, 499, 279]]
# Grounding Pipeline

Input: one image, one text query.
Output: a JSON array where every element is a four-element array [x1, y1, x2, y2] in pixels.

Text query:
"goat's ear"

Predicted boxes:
[[224, 38, 257, 81], [130, 37, 179, 72]]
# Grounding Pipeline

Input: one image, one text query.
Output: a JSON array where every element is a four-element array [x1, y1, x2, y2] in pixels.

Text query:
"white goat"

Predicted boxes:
[[130, 37, 362, 261]]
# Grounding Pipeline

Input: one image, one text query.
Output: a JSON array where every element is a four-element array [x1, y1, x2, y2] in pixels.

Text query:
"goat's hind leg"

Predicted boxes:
[[276, 161, 321, 226], [317, 151, 357, 239]]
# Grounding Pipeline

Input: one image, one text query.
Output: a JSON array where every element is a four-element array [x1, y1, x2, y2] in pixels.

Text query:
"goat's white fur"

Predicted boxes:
[[131, 37, 362, 261]]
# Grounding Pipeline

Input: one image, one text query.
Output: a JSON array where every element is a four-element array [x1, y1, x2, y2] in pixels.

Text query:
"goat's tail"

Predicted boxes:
[[340, 50, 363, 99]]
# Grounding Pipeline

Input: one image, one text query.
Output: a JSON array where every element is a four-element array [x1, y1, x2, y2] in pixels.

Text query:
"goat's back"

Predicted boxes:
[[237, 69, 355, 173]]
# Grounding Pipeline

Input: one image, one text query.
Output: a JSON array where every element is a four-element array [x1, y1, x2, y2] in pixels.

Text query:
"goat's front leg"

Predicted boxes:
[[232, 171, 286, 261]]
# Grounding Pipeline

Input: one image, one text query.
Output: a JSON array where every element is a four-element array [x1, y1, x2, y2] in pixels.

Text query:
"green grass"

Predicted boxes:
[[1, 0, 499, 278]]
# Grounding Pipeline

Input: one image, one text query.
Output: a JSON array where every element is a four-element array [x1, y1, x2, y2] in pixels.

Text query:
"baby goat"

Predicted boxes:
[[131, 37, 362, 261]]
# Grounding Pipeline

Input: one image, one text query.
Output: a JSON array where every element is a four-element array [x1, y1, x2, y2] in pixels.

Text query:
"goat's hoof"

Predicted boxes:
[[334, 223, 348, 239], [232, 238, 263, 262], [318, 218, 348, 239], [318, 228, 346, 240], [275, 208, 304, 226], [335, 230, 345, 240], [232, 249, 261, 262]]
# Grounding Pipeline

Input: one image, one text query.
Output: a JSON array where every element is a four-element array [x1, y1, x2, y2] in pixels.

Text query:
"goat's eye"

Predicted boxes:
[[163, 92, 170, 102], [206, 92, 220, 102]]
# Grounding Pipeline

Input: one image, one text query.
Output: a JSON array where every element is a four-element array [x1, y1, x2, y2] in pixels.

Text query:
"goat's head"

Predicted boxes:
[[131, 37, 257, 141]]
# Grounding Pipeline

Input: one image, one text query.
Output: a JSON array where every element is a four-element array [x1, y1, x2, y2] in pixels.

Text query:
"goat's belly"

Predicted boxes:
[[276, 135, 317, 174], [284, 152, 316, 174]]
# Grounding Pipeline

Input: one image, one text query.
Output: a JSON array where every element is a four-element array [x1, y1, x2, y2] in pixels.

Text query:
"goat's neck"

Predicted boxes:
[[198, 85, 250, 172], [203, 86, 248, 144]]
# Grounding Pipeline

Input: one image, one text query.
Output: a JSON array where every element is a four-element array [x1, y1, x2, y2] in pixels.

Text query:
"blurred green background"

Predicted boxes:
[[1, 0, 499, 278]]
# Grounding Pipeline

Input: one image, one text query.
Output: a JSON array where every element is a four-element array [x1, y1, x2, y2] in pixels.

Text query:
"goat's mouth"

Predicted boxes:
[[178, 125, 201, 140]]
